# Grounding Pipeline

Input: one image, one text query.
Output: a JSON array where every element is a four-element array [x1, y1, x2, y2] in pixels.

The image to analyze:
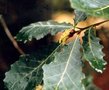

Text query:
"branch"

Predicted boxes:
[[0, 15, 25, 55], [76, 19, 109, 31]]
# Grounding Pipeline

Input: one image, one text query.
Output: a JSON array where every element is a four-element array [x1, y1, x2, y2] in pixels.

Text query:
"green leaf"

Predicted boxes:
[[4, 55, 43, 90], [43, 37, 85, 90], [4, 42, 59, 90], [74, 10, 87, 25], [82, 28, 107, 73], [16, 20, 72, 43], [70, 0, 109, 18]]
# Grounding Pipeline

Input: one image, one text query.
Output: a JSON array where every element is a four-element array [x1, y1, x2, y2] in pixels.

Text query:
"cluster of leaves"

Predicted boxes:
[[4, 0, 109, 90]]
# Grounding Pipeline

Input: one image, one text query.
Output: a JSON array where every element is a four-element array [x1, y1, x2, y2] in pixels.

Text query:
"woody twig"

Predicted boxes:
[[0, 15, 25, 55]]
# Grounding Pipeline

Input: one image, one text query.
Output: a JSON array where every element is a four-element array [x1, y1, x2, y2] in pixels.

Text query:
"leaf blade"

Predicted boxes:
[[70, 0, 109, 18], [16, 21, 72, 42], [82, 28, 107, 73], [74, 10, 87, 25], [4, 43, 60, 90], [43, 37, 85, 90], [4, 55, 43, 90]]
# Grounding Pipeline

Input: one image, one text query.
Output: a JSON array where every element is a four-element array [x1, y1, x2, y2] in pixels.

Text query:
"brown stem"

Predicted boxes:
[[0, 15, 25, 55], [76, 19, 109, 31]]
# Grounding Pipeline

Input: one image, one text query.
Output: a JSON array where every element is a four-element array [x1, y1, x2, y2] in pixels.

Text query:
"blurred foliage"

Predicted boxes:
[[45, 0, 73, 11]]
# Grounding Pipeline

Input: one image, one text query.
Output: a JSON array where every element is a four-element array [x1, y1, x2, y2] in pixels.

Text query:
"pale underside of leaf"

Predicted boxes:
[[43, 37, 85, 90]]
